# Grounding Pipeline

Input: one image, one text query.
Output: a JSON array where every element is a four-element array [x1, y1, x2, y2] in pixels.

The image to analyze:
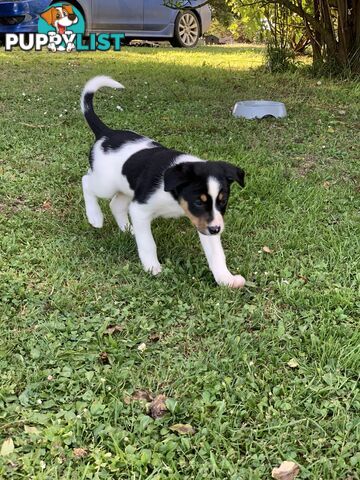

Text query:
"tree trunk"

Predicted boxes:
[[319, 0, 343, 67], [312, 0, 323, 67], [349, 0, 360, 72], [279, 0, 359, 73]]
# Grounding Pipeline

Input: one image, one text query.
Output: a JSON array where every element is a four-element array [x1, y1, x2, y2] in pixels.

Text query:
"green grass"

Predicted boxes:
[[0, 45, 359, 479]]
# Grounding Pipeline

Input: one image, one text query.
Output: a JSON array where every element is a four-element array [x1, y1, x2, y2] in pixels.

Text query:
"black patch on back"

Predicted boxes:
[[122, 146, 182, 204], [88, 130, 160, 169], [102, 131, 147, 152]]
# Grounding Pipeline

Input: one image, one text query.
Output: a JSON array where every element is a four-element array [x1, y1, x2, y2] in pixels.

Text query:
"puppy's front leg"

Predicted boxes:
[[129, 203, 162, 275], [199, 233, 245, 288]]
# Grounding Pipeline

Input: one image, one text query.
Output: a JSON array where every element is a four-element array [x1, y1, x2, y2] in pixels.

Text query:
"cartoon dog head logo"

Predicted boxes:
[[38, 3, 85, 52], [40, 4, 78, 35]]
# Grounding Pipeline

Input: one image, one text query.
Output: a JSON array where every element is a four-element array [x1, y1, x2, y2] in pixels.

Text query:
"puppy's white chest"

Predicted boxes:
[[158, 202, 184, 219], [149, 190, 184, 219]]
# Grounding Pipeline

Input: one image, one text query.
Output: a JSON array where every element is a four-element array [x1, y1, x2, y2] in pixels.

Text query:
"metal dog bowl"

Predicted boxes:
[[232, 100, 287, 119]]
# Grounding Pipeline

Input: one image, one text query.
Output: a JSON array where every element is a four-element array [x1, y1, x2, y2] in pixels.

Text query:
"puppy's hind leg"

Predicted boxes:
[[110, 193, 132, 233], [82, 174, 104, 228]]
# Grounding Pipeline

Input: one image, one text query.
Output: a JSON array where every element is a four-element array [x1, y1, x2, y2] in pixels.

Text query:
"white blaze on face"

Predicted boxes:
[[57, 7, 72, 27], [207, 176, 224, 232]]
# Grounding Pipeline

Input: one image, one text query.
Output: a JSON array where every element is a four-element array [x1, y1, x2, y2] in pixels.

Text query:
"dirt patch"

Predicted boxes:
[[0, 196, 27, 215], [294, 154, 318, 177]]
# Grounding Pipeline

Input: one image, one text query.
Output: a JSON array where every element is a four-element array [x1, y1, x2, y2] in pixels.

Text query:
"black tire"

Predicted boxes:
[[121, 38, 132, 46], [170, 11, 200, 48]]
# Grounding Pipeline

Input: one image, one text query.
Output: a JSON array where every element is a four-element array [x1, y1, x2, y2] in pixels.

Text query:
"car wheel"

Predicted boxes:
[[171, 11, 200, 48]]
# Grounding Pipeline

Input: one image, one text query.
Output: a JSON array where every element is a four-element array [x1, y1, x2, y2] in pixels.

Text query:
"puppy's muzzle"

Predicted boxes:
[[208, 225, 221, 235]]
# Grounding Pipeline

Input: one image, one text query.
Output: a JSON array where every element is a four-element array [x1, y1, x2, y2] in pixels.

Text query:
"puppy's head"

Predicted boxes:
[[164, 161, 245, 236], [40, 5, 77, 29]]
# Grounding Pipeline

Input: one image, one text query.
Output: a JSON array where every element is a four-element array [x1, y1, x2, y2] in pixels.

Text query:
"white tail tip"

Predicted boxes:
[[81, 76, 124, 113]]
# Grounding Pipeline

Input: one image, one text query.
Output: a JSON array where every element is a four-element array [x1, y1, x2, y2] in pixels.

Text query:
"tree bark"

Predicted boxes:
[[278, 0, 358, 72], [350, 0, 360, 72], [312, 0, 323, 66]]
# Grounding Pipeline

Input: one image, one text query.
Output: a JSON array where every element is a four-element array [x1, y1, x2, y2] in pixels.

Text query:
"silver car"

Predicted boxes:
[[76, 0, 211, 47], [0, 0, 211, 46]]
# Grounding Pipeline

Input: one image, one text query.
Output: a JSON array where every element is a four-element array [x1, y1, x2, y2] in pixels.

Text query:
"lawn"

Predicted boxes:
[[0, 45, 359, 479]]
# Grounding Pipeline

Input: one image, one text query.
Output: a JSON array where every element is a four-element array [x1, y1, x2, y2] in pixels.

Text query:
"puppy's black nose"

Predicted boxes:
[[208, 226, 221, 235], [69, 14, 76, 20]]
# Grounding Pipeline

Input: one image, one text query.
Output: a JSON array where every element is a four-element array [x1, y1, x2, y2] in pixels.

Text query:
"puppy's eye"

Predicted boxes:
[[194, 199, 204, 207], [218, 195, 227, 206], [63, 11, 68, 16], [56, 13, 61, 19]]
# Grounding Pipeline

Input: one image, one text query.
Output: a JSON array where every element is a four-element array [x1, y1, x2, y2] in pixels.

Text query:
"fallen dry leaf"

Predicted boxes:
[[0, 438, 14, 457], [287, 359, 299, 369], [297, 275, 308, 283], [262, 246, 273, 254], [149, 332, 162, 342], [99, 351, 110, 364], [149, 394, 168, 419], [41, 200, 52, 210], [124, 390, 154, 405], [170, 424, 195, 435], [323, 181, 331, 189], [338, 110, 346, 115], [73, 448, 88, 458], [137, 342, 147, 352], [104, 324, 124, 335], [132, 390, 154, 402], [24, 425, 40, 435], [272, 461, 300, 480]]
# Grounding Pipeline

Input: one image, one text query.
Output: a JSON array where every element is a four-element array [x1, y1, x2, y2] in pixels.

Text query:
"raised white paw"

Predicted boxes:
[[87, 209, 104, 229], [144, 263, 162, 276], [218, 274, 246, 289]]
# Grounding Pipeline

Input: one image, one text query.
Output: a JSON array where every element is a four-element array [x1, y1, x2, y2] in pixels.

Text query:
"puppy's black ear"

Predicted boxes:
[[221, 162, 245, 188], [164, 163, 193, 192]]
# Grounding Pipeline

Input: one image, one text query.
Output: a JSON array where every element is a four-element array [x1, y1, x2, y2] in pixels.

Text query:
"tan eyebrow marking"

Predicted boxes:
[[218, 192, 224, 201], [200, 194, 207, 202]]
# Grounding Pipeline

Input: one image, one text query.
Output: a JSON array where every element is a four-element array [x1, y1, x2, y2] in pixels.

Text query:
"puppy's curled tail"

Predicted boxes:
[[81, 76, 124, 139]]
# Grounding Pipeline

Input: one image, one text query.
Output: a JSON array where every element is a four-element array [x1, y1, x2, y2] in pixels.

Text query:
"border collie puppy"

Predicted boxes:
[[81, 76, 246, 288]]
